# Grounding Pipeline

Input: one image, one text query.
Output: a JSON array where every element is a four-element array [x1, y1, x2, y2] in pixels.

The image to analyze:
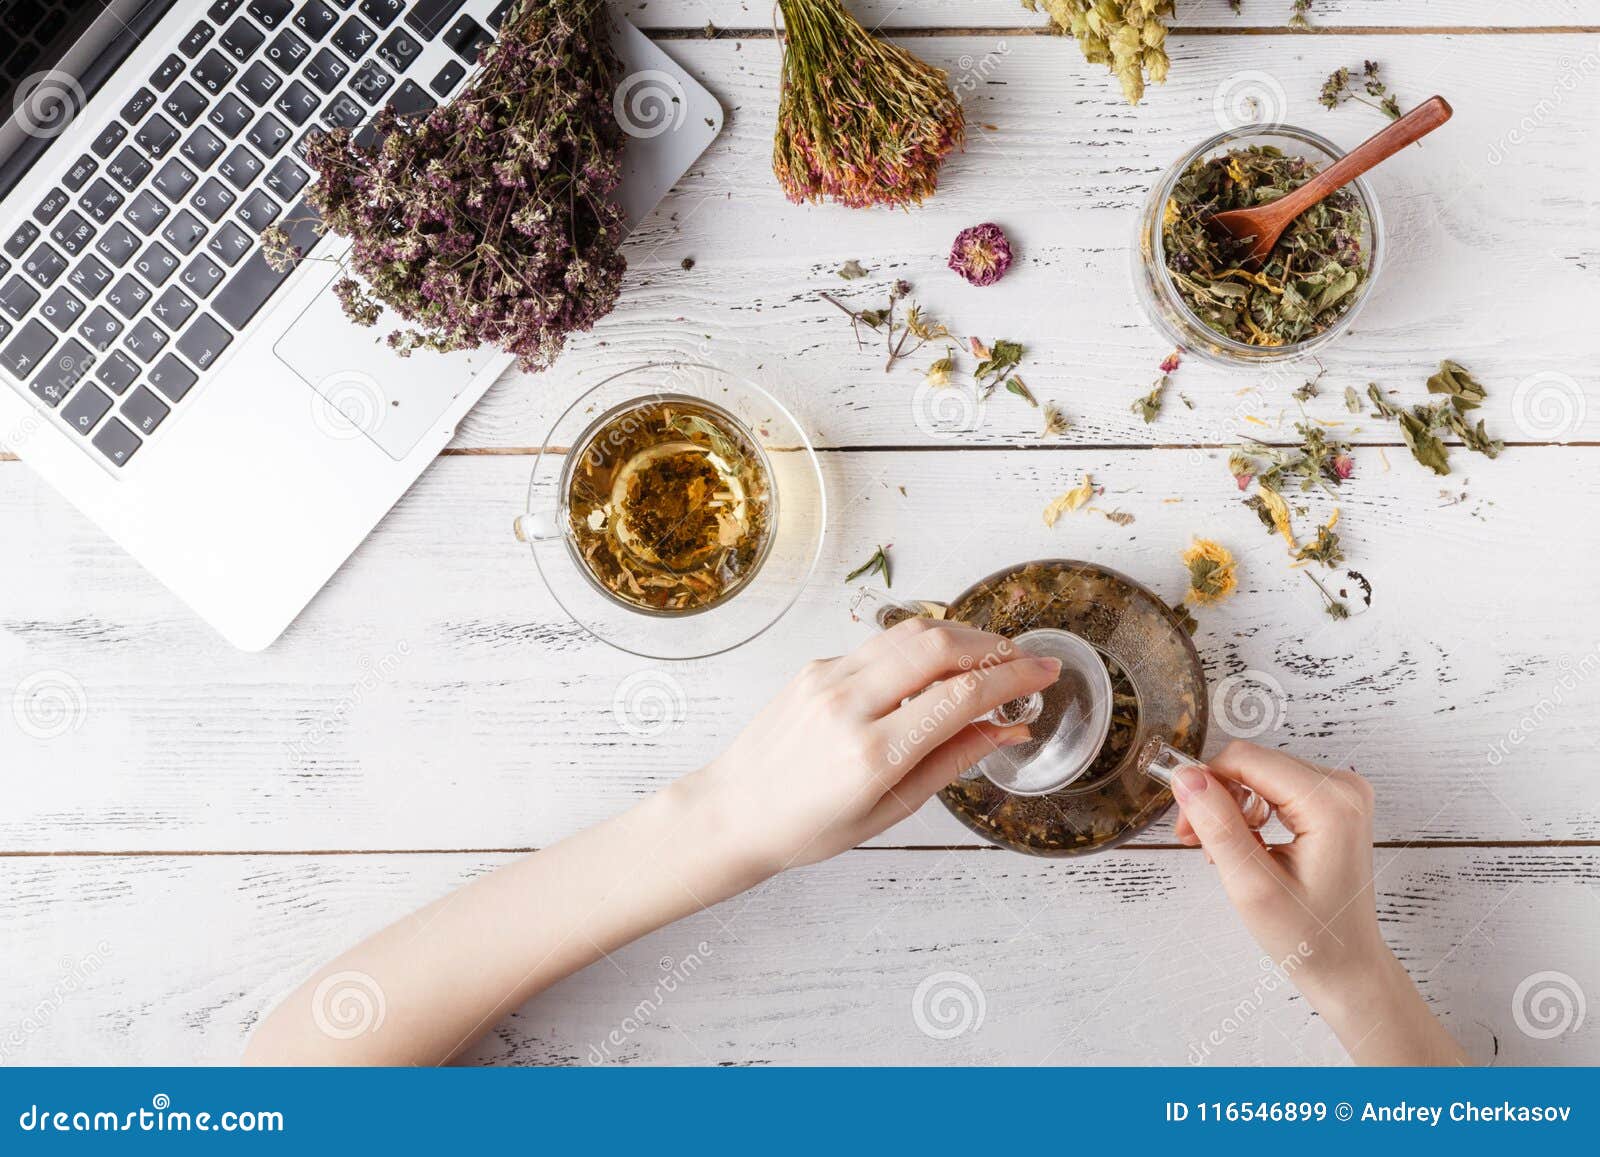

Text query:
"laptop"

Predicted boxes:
[[0, 0, 722, 649]]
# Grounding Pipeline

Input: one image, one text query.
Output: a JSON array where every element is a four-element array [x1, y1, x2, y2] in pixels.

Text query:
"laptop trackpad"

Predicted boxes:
[[273, 267, 500, 461]]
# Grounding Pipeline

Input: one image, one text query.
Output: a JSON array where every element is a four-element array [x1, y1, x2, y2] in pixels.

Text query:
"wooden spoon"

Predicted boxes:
[[1209, 95, 1453, 265]]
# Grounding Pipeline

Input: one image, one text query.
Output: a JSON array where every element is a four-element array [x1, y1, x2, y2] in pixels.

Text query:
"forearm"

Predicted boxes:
[[244, 774, 761, 1066], [1310, 951, 1470, 1066]]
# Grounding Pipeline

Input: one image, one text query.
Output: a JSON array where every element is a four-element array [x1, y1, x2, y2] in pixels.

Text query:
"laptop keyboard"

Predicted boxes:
[[0, 0, 515, 470]]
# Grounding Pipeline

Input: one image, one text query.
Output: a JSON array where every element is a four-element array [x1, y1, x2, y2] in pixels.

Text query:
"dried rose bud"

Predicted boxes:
[[924, 350, 956, 389], [1331, 452, 1355, 480], [948, 222, 1013, 287], [1160, 350, 1181, 374]]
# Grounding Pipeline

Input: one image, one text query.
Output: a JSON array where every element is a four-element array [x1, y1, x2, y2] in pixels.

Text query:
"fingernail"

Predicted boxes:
[[1026, 657, 1062, 677], [1172, 765, 1209, 801]]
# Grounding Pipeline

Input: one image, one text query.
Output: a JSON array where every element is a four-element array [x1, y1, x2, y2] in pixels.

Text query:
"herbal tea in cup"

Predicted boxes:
[[538, 396, 776, 615]]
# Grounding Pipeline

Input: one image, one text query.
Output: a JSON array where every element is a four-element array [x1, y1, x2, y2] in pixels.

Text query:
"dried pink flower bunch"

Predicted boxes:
[[947, 222, 1013, 286], [264, 0, 627, 372]]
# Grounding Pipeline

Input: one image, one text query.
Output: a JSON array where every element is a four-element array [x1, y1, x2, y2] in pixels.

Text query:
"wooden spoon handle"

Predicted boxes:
[[1268, 96, 1453, 221]]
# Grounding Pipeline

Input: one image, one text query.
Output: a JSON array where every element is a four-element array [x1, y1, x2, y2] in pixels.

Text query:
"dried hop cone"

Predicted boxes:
[[773, 0, 965, 209], [1025, 0, 1173, 105]]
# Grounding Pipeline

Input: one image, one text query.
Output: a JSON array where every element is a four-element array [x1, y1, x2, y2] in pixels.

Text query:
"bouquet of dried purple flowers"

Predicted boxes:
[[772, 0, 965, 209], [263, 0, 627, 371]]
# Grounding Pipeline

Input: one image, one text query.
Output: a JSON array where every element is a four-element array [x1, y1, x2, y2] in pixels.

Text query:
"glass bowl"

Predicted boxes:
[[1132, 124, 1384, 367], [517, 363, 826, 660]]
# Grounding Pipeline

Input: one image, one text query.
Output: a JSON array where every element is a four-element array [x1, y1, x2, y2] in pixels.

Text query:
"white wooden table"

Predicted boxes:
[[3, 1, 1598, 1066]]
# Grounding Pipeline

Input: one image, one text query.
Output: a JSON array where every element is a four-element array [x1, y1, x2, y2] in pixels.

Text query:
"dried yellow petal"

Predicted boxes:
[[1044, 475, 1096, 527]]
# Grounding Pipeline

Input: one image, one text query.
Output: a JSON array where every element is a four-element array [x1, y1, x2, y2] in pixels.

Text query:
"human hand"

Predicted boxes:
[[693, 617, 1060, 875], [1171, 740, 1467, 1064]]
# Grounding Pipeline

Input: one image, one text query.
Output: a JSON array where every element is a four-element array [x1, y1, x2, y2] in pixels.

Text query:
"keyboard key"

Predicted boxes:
[[180, 20, 216, 58], [208, 0, 244, 21], [207, 221, 253, 265], [386, 79, 433, 118], [406, 0, 466, 39], [209, 93, 254, 138], [294, 0, 339, 40], [162, 210, 209, 255], [0, 276, 40, 321], [105, 150, 151, 196], [376, 26, 421, 71], [78, 306, 125, 351], [238, 61, 283, 106], [92, 122, 128, 159], [68, 255, 113, 298], [153, 285, 198, 330], [149, 353, 198, 401], [78, 178, 126, 226], [219, 145, 264, 190], [304, 48, 349, 93], [135, 243, 180, 286], [41, 286, 84, 329], [122, 386, 170, 434], [123, 189, 171, 235], [31, 337, 95, 405], [220, 17, 266, 61], [33, 188, 70, 226], [246, 113, 292, 156], [250, 0, 294, 27], [181, 254, 226, 298], [96, 223, 140, 267], [180, 125, 227, 170], [121, 87, 158, 124], [191, 49, 237, 95], [429, 60, 464, 98], [321, 93, 363, 129], [106, 274, 151, 319], [6, 222, 41, 259], [0, 320, 55, 378], [22, 244, 68, 287], [48, 211, 95, 256], [63, 384, 114, 434], [359, 0, 402, 29], [191, 177, 237, 223], [152, 158, 198, 201], [92, 418, 142, 466], [163, 82, 209, 128], [267, 28, 311, 72], [332, 16, 377, 61], [95, 349, 140, 394], [124, 318, 170, 362], [263, 156, 308, 198], [235, 188, 281, 228], [149, 54, 186, 92], [486, 0, 512, 30], [63, 154, 98, 192], [274, 80, 320, 124], [350, 61, 392, 105], [135, 114, 180, 158], [177, 313, 232, 370], [212, 199, 321, 328], [443, 15, 489, 63]]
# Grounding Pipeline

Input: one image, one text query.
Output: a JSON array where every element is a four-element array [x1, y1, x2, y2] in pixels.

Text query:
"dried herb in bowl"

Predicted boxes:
[[1162, 145, 1371, 348]]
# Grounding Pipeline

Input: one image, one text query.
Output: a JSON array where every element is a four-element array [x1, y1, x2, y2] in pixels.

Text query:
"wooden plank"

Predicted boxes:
[[436, 34, 1600, 450], [0, 847, 1594, 1064], [626, 1, 1597, 32], [3, 446, 1595, 851]]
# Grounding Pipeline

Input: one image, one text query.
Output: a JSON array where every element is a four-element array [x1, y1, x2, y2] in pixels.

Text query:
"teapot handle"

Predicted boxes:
[[513, 509, 567, 544]]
